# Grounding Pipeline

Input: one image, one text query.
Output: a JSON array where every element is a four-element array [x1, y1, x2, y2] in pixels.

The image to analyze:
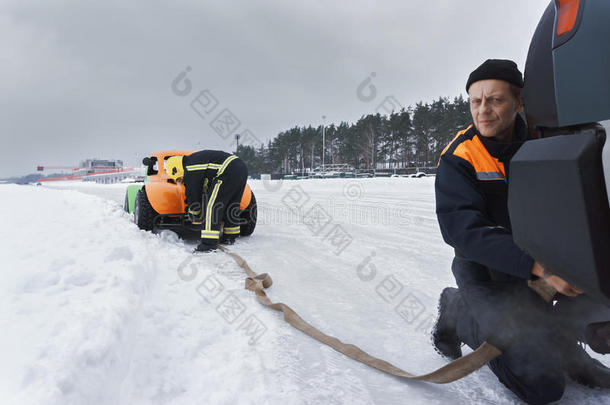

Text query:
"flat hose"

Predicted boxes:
[[219, 246, 507, 384]]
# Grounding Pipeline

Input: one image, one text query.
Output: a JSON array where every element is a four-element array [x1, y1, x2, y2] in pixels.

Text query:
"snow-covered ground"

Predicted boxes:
[[1, 178, 608, 404]]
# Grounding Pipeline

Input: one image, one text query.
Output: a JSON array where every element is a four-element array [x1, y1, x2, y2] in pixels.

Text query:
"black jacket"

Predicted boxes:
[[182, 150, 237, 208], [435, 115, 534, 280]]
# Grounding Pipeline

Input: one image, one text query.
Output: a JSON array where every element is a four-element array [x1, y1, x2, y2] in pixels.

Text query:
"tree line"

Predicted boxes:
[[236, 95, 471, 175]]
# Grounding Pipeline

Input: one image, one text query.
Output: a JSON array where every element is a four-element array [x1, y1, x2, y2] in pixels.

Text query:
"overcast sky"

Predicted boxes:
[[0, 0, 550, 178]]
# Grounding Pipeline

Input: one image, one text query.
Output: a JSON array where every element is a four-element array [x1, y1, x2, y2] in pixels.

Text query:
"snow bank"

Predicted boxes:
[[0, 184, 158, 403]]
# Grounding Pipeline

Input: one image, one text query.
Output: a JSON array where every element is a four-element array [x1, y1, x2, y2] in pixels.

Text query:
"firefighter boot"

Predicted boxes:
[[562, 340, 610, 388], [586, 321, 610, 355], [194, 240, 218, 253], [220, 234, 236, 245], [432, 287, 463, 360]]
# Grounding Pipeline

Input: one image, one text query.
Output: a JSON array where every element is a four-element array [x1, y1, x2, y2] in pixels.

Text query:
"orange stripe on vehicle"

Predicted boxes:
[[240, 184, 252, 210]]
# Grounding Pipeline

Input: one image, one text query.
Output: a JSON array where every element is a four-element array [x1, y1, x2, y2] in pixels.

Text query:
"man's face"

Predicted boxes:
[[468, 79, 523, 139]]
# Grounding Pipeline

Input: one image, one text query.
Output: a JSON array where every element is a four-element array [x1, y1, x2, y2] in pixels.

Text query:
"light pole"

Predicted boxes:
[[322, 115, 326, 174], [331, 138, 337, 164], [235, 134, 240, 153]]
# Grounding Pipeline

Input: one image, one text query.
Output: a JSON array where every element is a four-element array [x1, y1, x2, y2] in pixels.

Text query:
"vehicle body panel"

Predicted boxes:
[[125, 184, 143, 214], [524, 0, 610, 128], [512, 0, 610, 304]]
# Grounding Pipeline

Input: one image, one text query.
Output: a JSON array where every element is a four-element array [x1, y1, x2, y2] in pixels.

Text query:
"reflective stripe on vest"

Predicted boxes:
[[186, 163, 222, 171], [185, 155, 237, 174], [476, 171, 505, 181], [217, 155, 238, 176]]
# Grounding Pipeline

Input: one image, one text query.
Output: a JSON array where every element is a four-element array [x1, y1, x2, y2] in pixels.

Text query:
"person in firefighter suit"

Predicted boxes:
[[432, 59, 610, 405], [165, 150, 247, 252]]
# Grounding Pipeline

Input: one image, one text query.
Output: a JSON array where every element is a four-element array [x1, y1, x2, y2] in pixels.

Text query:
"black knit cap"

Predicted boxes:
[[466, 59, 524, 93]]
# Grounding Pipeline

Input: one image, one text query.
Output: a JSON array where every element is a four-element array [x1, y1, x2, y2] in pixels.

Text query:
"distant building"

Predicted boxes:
[[79, 158, 123, 172], [78, 159, 143, 184], [38, 158, 139, 183]]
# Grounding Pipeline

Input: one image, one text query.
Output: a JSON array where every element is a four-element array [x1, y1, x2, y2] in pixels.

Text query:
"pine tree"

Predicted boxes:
[[241, 94, 475, 173]]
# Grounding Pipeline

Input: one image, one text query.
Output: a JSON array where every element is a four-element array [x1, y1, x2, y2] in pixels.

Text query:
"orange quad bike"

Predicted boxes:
[[124, 150, 256, 238]]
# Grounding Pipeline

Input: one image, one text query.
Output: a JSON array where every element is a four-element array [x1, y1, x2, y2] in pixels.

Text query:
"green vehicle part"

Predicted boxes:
[[124, 184, 144, 214]]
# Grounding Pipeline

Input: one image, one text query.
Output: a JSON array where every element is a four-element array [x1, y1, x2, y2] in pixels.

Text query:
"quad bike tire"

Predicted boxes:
[[123, 193, 129, 212], [240, 192, 257, 236], [134, 188, 158, 231]]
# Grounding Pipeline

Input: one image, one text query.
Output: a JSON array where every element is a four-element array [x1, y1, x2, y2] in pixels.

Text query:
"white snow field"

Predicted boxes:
[[1, 178, 608, 405]]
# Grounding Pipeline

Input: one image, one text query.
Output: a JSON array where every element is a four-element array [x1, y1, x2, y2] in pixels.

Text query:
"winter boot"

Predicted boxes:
[[562, 341, 610, 388], [194, 240, 218, 253], [432, 287, 463, 360], [585, 321, 610, 355], [220, 234, 236, 245]]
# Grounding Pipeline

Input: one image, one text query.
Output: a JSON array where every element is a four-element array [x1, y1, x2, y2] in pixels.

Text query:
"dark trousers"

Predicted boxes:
[[450, 256, 610, 405], [200, 159, 248, 243]]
